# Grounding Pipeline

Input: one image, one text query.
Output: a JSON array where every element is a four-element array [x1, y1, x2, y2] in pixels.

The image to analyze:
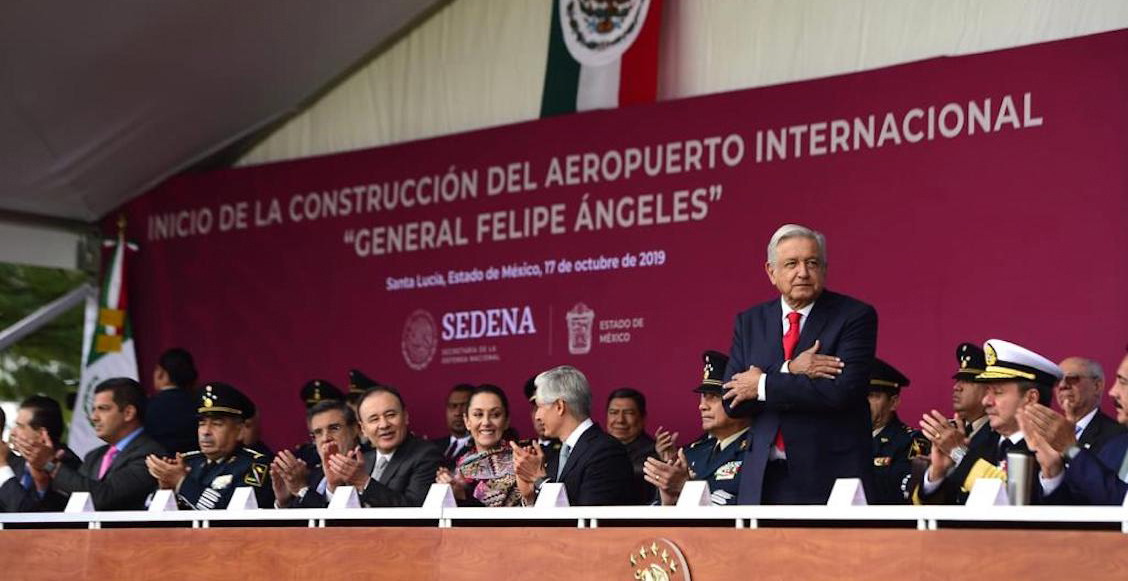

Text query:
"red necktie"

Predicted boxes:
[[775, 311, 803, 453]]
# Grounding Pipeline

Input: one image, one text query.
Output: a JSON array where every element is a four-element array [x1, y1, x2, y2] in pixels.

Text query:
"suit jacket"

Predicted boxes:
[[1058, 432, 1128, 505], [723, 290, 878, 504], [296, 434, 442, 508], [0, 448, 83, 512], [1078, 410, 1127, 454], [143, 387, 198, 454], [545, 423, 636, 506], [429, 434, 471, 470], [50, 432, 167, 510]]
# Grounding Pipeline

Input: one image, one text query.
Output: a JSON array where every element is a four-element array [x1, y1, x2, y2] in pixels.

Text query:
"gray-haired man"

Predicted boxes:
[[511, 365, 635, 505]]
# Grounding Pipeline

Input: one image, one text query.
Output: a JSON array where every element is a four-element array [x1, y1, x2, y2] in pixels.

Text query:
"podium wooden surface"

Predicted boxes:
[[2, 526, 1124, 580]]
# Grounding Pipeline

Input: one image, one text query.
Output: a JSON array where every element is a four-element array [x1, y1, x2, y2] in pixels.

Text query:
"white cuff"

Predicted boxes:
[[1039, 470, 1065, 496], [757, 373, 768, 402], [0, 465, 14, 487], [921, 464, 954, 495]]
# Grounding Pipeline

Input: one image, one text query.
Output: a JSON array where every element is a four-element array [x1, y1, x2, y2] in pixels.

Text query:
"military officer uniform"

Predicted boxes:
[[919, 339, 1063, 505], [176, 383, 274, 510], [683, 429, 753, 505], [681, 350, 751, 505], [869, 358, 929, 504]]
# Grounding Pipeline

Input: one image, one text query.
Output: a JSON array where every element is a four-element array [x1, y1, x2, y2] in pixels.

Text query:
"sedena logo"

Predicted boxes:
[[401, 309, 438, 371], [441, 306, 537, 341]]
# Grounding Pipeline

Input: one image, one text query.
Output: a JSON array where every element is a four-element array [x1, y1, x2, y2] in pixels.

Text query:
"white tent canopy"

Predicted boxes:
[[2, 0, 1127, 272], [0, 0, 445, 224]]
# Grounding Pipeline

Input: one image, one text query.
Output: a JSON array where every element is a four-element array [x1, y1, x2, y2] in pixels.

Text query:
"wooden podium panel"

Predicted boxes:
[[1, 527, 1123, 580]]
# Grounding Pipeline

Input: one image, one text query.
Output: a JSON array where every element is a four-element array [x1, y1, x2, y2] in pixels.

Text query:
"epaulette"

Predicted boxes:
[[688, 435, 713, 449], [239, 446, 266, 460]]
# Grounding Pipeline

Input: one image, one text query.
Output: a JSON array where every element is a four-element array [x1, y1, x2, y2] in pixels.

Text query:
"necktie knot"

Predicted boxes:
[[786, 311, 802, 325]]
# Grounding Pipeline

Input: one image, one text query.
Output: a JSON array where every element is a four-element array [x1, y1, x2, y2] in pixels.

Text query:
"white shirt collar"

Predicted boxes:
[[968, 415, 990, 438], [561, 417, 594, 450], [779, 297, 815, 331], [1003, 431, 1025, 445], [1075, 407, 1099, 434]]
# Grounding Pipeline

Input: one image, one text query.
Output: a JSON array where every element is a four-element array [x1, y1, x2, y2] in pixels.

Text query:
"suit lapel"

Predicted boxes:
[[379, 437, 413, 485], [765, 299, 784, 360], [796, 291, 832, 352], [558, 426, 599, 482]]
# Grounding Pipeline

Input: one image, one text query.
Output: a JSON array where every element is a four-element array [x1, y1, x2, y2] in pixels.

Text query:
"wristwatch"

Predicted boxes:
[[533, 476, 549, 493], [42, 460, 58, 474], [1064, 444, 1082, 462]]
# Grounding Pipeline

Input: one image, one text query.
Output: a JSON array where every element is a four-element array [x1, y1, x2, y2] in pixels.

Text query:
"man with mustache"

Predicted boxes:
[[1053, 357, 1125, 453], [292, 386, 442, 507], [271, 398, 360, 508], [606, 387, 657, 504], [146, 382, 273, 509], [1022, 351, 1128, 504]]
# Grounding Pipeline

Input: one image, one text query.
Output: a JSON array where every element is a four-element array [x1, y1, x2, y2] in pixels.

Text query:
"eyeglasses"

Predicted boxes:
[[1059, 374, 1095, 387], [309, 423, 345, 440]]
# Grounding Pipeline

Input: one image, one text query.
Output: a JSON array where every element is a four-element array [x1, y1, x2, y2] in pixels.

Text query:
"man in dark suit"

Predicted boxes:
[[1054, 357, 1126, 453], [289, 386, 442, 507], [0, 396, 82, 511], [20, 377, 166, 510], [512, 365, 635, 506], [1023, 352, 1128, 504], [144, 347, 199, 454], [429, 383, 474, 469], [605, 387, 657, 504], [920, 339, 1062, 505], [721, 224, 878, 504], [271, 399, 358, 508]]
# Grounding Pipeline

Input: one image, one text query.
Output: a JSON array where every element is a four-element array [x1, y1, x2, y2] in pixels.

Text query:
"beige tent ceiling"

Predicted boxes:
[[0, 1, 445, 223]]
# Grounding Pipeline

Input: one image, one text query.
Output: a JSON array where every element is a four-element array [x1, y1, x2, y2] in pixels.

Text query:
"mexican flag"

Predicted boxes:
[[71, 218, 139, 457], [541, 0, 664, 117]]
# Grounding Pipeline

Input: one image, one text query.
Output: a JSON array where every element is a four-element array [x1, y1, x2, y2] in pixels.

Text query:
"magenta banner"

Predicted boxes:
[[121, 30, 1128, 451]]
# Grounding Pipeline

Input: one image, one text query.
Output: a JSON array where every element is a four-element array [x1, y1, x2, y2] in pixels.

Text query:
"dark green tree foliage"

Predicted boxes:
[[0, 263, 89, 405]]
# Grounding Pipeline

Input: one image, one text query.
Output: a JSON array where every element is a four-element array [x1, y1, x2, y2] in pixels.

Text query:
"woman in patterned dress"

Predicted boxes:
[[435, 384, 522, 506]]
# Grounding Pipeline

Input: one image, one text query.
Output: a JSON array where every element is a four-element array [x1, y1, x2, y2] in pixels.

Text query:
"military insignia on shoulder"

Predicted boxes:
[[244, 463, 268, 487], [873, 457, 892, 467], [210, 474, 234, 490], [713, 460, 742, 481]]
